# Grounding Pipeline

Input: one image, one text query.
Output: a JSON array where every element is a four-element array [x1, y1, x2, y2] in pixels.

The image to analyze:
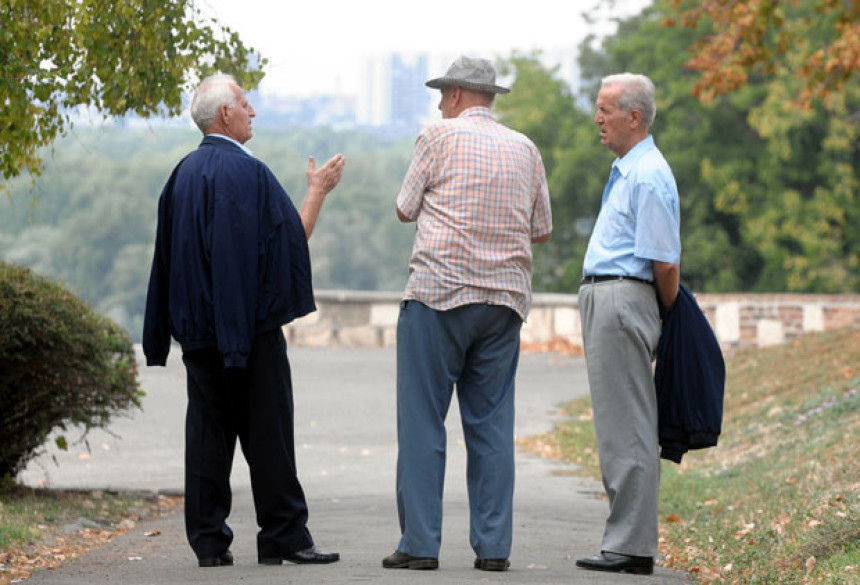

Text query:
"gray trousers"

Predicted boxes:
[[579, 279, 662, 557]]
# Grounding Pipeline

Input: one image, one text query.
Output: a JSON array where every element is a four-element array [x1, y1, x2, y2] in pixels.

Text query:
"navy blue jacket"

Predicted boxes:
[[654, 284, 725, 463], [143, 136, 315, 368]]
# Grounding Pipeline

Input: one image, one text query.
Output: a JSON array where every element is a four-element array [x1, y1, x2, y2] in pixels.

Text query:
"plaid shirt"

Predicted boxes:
[[397, 107, 552, 320]]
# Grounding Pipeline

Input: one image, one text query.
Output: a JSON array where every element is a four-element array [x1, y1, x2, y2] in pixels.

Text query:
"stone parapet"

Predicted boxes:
[[284, 289, 860, 352]]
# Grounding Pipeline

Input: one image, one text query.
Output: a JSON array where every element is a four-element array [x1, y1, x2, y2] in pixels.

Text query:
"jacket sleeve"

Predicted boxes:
[[210, 160, 260, 368], [142, 171, 178, 366]]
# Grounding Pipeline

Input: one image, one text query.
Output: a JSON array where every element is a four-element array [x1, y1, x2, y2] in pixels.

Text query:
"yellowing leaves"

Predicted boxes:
[[668, 0, 859, 110]]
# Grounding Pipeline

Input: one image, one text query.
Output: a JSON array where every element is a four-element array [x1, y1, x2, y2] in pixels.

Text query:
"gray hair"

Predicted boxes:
[[190, 74, 239, 133], [600, 73, 657, 128]]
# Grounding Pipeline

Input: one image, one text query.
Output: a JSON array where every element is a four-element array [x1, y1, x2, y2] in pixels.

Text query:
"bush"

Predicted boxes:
[[0, 261, 142, 479]]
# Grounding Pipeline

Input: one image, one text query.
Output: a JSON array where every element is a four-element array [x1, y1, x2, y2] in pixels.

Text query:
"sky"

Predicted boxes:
[[200, 0, 652, 98]]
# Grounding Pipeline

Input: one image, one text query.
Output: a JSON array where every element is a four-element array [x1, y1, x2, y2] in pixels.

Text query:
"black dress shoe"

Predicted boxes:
[[381, 551, 439, 570], [198, 549, 233, 567], [575, 551, 654, 575], [474, 557, 510, 571], [259, 546, 340, 565]]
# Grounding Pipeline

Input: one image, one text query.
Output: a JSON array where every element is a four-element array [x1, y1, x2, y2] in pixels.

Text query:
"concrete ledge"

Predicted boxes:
[[284, 289, 860, 352]]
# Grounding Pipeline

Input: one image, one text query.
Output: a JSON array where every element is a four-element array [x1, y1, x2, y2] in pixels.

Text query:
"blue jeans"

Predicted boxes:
[[395, 301, 522, 559]]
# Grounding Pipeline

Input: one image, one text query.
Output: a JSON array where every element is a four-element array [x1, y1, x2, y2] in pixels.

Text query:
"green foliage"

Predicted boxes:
[[0, 0, 266, 184], [0, 261, 142, 479], [497, 53, 612, 292], [497, 0, 859, 293]]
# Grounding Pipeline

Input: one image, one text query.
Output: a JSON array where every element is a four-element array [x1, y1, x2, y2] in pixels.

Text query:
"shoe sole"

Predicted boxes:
[[198, 558, 233, 567], [382, 559, 439, 570], [259, 557, 340, 565], [575, 561, 653, 575]]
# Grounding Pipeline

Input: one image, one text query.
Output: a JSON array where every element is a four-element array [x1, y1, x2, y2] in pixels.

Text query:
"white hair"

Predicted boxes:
[[600, 73, 657, 128], [190, 74, 238, 133]]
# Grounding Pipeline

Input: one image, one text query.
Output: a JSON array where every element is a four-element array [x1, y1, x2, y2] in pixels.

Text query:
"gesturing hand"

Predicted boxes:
[[307, 153, 346, 196]]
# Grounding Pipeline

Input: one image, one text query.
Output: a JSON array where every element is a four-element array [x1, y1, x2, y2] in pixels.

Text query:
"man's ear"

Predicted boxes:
[[629, 108, 643, 129], [452, 86, 462, 105]]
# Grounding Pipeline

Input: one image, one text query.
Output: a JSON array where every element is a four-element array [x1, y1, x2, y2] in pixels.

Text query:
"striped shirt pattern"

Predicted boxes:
[[397, 107, 552, 320]]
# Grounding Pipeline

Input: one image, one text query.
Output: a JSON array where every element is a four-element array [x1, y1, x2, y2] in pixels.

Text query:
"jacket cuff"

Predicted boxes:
[[222, 352, 248, 369], [146, 355, 167, 367]]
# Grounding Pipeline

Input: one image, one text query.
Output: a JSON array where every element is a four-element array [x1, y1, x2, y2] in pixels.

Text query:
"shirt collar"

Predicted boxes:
[[207, 133, 254, 156], [457, 106, 496, 121], [613, 134, 654, 178]]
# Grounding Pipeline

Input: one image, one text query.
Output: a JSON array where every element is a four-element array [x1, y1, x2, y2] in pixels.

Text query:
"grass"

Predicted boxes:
[[518, 327, 860, 584], [0, 484, 181, 584]]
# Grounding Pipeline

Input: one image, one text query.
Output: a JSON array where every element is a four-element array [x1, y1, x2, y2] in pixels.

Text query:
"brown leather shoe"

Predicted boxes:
[[575, 551, 654, 575], [474, 557, 510, 571], [382, 551, 439, 570]]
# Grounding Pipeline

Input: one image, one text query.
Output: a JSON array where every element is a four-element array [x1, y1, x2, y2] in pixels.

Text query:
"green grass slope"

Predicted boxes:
[[520, 327, 860, 584]]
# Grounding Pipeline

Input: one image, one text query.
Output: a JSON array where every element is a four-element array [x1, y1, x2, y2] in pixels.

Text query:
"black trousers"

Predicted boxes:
[[182, 328, 314, 560]]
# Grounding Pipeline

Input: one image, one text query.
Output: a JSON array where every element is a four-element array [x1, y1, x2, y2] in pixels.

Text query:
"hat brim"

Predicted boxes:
[[425, 77, 510, 94]]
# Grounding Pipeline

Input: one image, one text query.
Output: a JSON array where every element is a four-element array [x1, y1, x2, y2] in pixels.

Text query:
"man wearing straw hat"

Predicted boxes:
[[383, 55, 552, 572]]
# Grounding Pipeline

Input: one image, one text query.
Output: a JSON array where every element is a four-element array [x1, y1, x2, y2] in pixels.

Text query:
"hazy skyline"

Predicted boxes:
[[202, 0, 652, 97]]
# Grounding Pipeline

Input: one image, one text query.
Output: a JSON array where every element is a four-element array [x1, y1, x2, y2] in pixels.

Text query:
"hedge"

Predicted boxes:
[[0, 261, 142, 479]]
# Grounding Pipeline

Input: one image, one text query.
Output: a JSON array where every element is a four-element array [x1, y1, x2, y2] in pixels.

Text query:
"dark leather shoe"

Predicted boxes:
[[381, 551, 439, 570], [575, 551, 654, 575], [474, 557, 510, 571], [259, 546, 339, 565], [198, 549, 233, 567]]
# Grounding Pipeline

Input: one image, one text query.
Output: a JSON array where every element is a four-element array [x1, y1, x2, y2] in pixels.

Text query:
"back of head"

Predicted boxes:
[[600, 73, 657, 128], [191, 74, 238, 133]]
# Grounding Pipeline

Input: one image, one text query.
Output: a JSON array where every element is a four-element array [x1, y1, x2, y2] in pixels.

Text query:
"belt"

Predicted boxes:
[[580, 274, 653, 285]]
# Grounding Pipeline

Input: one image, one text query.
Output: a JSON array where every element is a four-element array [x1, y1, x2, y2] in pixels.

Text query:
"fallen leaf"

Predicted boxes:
[[143, 531, 161, 537], [666, 513, 682, 523]]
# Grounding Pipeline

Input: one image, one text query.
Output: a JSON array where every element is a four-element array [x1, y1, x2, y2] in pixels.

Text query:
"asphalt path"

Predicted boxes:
[[18, 345, 690, 584]]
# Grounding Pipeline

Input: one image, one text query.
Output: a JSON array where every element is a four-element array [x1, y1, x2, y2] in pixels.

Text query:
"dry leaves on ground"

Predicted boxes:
[[0, 494, 182, 585]]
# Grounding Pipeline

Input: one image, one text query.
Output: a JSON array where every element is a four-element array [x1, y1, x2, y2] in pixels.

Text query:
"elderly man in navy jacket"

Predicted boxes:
[[143, 74, 345, 568]]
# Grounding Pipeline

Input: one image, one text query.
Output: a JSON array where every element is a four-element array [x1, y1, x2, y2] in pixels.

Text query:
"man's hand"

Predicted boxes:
[[300, 154, 345, 240], [307, 153, 345, 196]]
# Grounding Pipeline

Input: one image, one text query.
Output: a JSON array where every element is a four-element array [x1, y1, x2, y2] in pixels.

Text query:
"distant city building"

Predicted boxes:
[[251, 91, 356, 130], [357, 53, 431, 137]]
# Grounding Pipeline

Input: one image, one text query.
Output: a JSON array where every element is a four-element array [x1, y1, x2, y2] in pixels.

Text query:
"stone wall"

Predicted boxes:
[[284, 289, 860, 352]]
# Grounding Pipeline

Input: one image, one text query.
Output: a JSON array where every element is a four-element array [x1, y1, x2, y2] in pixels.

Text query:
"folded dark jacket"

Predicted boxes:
[[654, 283, 725, 463]]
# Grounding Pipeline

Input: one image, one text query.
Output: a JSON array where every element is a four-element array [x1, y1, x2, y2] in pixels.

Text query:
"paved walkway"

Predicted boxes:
[[19, 346, 689, 584]]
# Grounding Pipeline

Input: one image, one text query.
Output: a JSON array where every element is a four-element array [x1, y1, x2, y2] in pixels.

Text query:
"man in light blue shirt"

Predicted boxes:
[[575, 73, 680, 576]]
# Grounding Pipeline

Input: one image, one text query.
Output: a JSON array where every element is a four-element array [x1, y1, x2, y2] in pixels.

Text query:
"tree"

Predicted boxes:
[[0, 0, 265, 184], [667, 0, 860, 107], [496, 1, 858, 293], [665, 0, 860, 291], [496, 53, 608, 292]]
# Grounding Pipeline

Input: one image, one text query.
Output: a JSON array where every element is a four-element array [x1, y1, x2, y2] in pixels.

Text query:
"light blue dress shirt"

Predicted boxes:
[[582, 135, 681, 282]]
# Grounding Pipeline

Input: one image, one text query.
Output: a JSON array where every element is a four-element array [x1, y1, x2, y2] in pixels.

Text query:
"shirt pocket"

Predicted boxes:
[[600, 197, 634, 249]]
